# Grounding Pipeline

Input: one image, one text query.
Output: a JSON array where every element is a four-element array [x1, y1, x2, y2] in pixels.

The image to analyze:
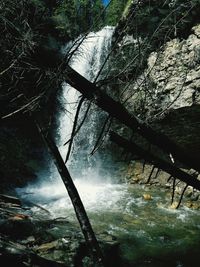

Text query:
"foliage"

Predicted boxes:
[[108, 0, 200, 93], [0, 0, 107, 189], [0, 0, 106, 119], [0, 0, 64, 119], [52, 0, 105, 40], [124, 0, 200, 47], [105, 0, 128, 25]]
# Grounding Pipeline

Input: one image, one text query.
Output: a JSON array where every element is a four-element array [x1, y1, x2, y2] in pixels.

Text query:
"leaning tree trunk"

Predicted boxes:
[[64, 65, 200, 173], [110, 131, 200, 190], [35, 120, 105, 267]]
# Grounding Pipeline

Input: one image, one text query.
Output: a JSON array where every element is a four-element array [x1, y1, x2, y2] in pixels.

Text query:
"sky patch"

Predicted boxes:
[[102, 0, 110, 6]]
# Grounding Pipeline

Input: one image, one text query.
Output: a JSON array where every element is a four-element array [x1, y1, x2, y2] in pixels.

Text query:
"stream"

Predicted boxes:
[[17, 178, 200, 267]]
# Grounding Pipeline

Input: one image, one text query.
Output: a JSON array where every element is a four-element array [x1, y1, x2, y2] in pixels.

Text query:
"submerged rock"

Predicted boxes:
[[143, 194, 152, 201], [0, 196, 120, 267]]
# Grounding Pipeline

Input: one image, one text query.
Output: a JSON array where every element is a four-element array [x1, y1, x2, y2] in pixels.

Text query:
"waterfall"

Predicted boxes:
[[57, 26, 115, 180], [16, 26, 117, 205]]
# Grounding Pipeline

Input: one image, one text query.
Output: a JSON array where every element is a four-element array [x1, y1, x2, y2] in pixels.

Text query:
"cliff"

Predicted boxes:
[[123, 24, 200, 158]]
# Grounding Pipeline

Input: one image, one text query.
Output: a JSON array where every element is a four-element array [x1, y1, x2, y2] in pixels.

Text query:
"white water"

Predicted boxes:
[[17, 26, 118, 210], [58, 26, 115, 174]]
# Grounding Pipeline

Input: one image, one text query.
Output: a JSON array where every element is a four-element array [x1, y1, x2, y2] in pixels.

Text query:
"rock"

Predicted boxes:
[[190, 194, 199, 201], [97, 232, 120, 267], [143, 194, 152, 200], [185, 191, 193, 198], [8, 213, 30, 221], [186, 201, 199, 209], [185, 201, 193, 208], [20, 236, 36, 245], [169, 202, 179, 209], [124, 24, 200, 124], [193, 24, 200, 38], [165, 183, 171, 189], [130, 176, 140, 184], [35, 240, 59, 252]]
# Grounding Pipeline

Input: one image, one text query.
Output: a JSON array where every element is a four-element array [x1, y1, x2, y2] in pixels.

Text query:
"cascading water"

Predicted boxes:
[[58, 26, 115, 179], [17, 26, 119, 207], [16, 27, 200, 267]]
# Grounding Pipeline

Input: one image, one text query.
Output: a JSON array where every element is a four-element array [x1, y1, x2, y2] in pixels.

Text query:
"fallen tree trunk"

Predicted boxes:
[[64, 66, 200, 173], [35, 121, 105, 267], [110, 131, 200, 190]]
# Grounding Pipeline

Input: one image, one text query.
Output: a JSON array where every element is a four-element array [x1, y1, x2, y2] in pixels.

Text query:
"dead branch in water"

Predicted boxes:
[[110, 131, 200, 191]]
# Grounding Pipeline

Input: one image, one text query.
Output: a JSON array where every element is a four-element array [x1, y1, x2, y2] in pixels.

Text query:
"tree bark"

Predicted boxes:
[[35, 121, 105, 267], [64, 66, 200, 173], [110, 131, 200, 190]]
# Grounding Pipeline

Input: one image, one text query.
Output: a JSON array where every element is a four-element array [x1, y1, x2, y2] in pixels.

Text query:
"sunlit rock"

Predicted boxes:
[[143, 194, 152, 200], [169, 202, 179, 209]]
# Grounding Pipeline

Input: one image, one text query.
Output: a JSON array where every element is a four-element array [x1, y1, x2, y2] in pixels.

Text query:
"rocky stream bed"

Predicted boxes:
[[1, 177, 199, 267]]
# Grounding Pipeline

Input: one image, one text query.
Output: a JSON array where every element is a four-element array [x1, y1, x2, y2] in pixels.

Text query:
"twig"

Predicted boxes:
[[90, 115, 111, 155], [176, 184, 188, 209], [65, 96, 85, 163], [171, 178, 176, 205], [145, 165, 155, 184]]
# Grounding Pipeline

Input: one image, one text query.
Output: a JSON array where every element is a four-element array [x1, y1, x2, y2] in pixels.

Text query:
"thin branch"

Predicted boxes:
[[64, 100, 92, 146], [65, 96, 85, 163], [90, 115, 111, 155], [145, 165, 155, 184], [171, 178, 176, 205], [1, 94, 43, 119], [176, 184, 188, 209], [0, 52, 24, 76]]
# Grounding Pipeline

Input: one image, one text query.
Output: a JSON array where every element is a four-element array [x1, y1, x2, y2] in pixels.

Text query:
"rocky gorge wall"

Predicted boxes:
[[106, 1, 200, 206], [114, 24, 200, 208], [122, 24, 200, 156], [125, 24, 200, 118]]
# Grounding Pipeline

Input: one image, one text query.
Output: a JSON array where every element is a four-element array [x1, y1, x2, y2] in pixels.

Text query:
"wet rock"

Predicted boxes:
[[169, 202, 179, 209], [0, 197, 120, 267], [9, 213, 30, 221], [97, 232, 120, 267], [143, 194, 152, 201], [165, 183, 172, 189], [35, 240, 59, 252], [190, 193, 199, 201], [20, 236, 36, 245], [185, 201, 200, 209]]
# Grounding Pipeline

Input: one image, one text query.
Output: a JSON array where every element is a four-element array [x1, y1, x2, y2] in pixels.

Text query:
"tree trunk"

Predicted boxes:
[[35, 121, 105, 267], [64, 66, 200, 173], [110, 131, 200, 190]]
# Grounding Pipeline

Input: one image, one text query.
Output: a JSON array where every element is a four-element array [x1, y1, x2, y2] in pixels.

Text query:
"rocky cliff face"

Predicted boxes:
[[125, 24, 200, 121], [108, 3, 200, 196], [115, 24, 200, 159]]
